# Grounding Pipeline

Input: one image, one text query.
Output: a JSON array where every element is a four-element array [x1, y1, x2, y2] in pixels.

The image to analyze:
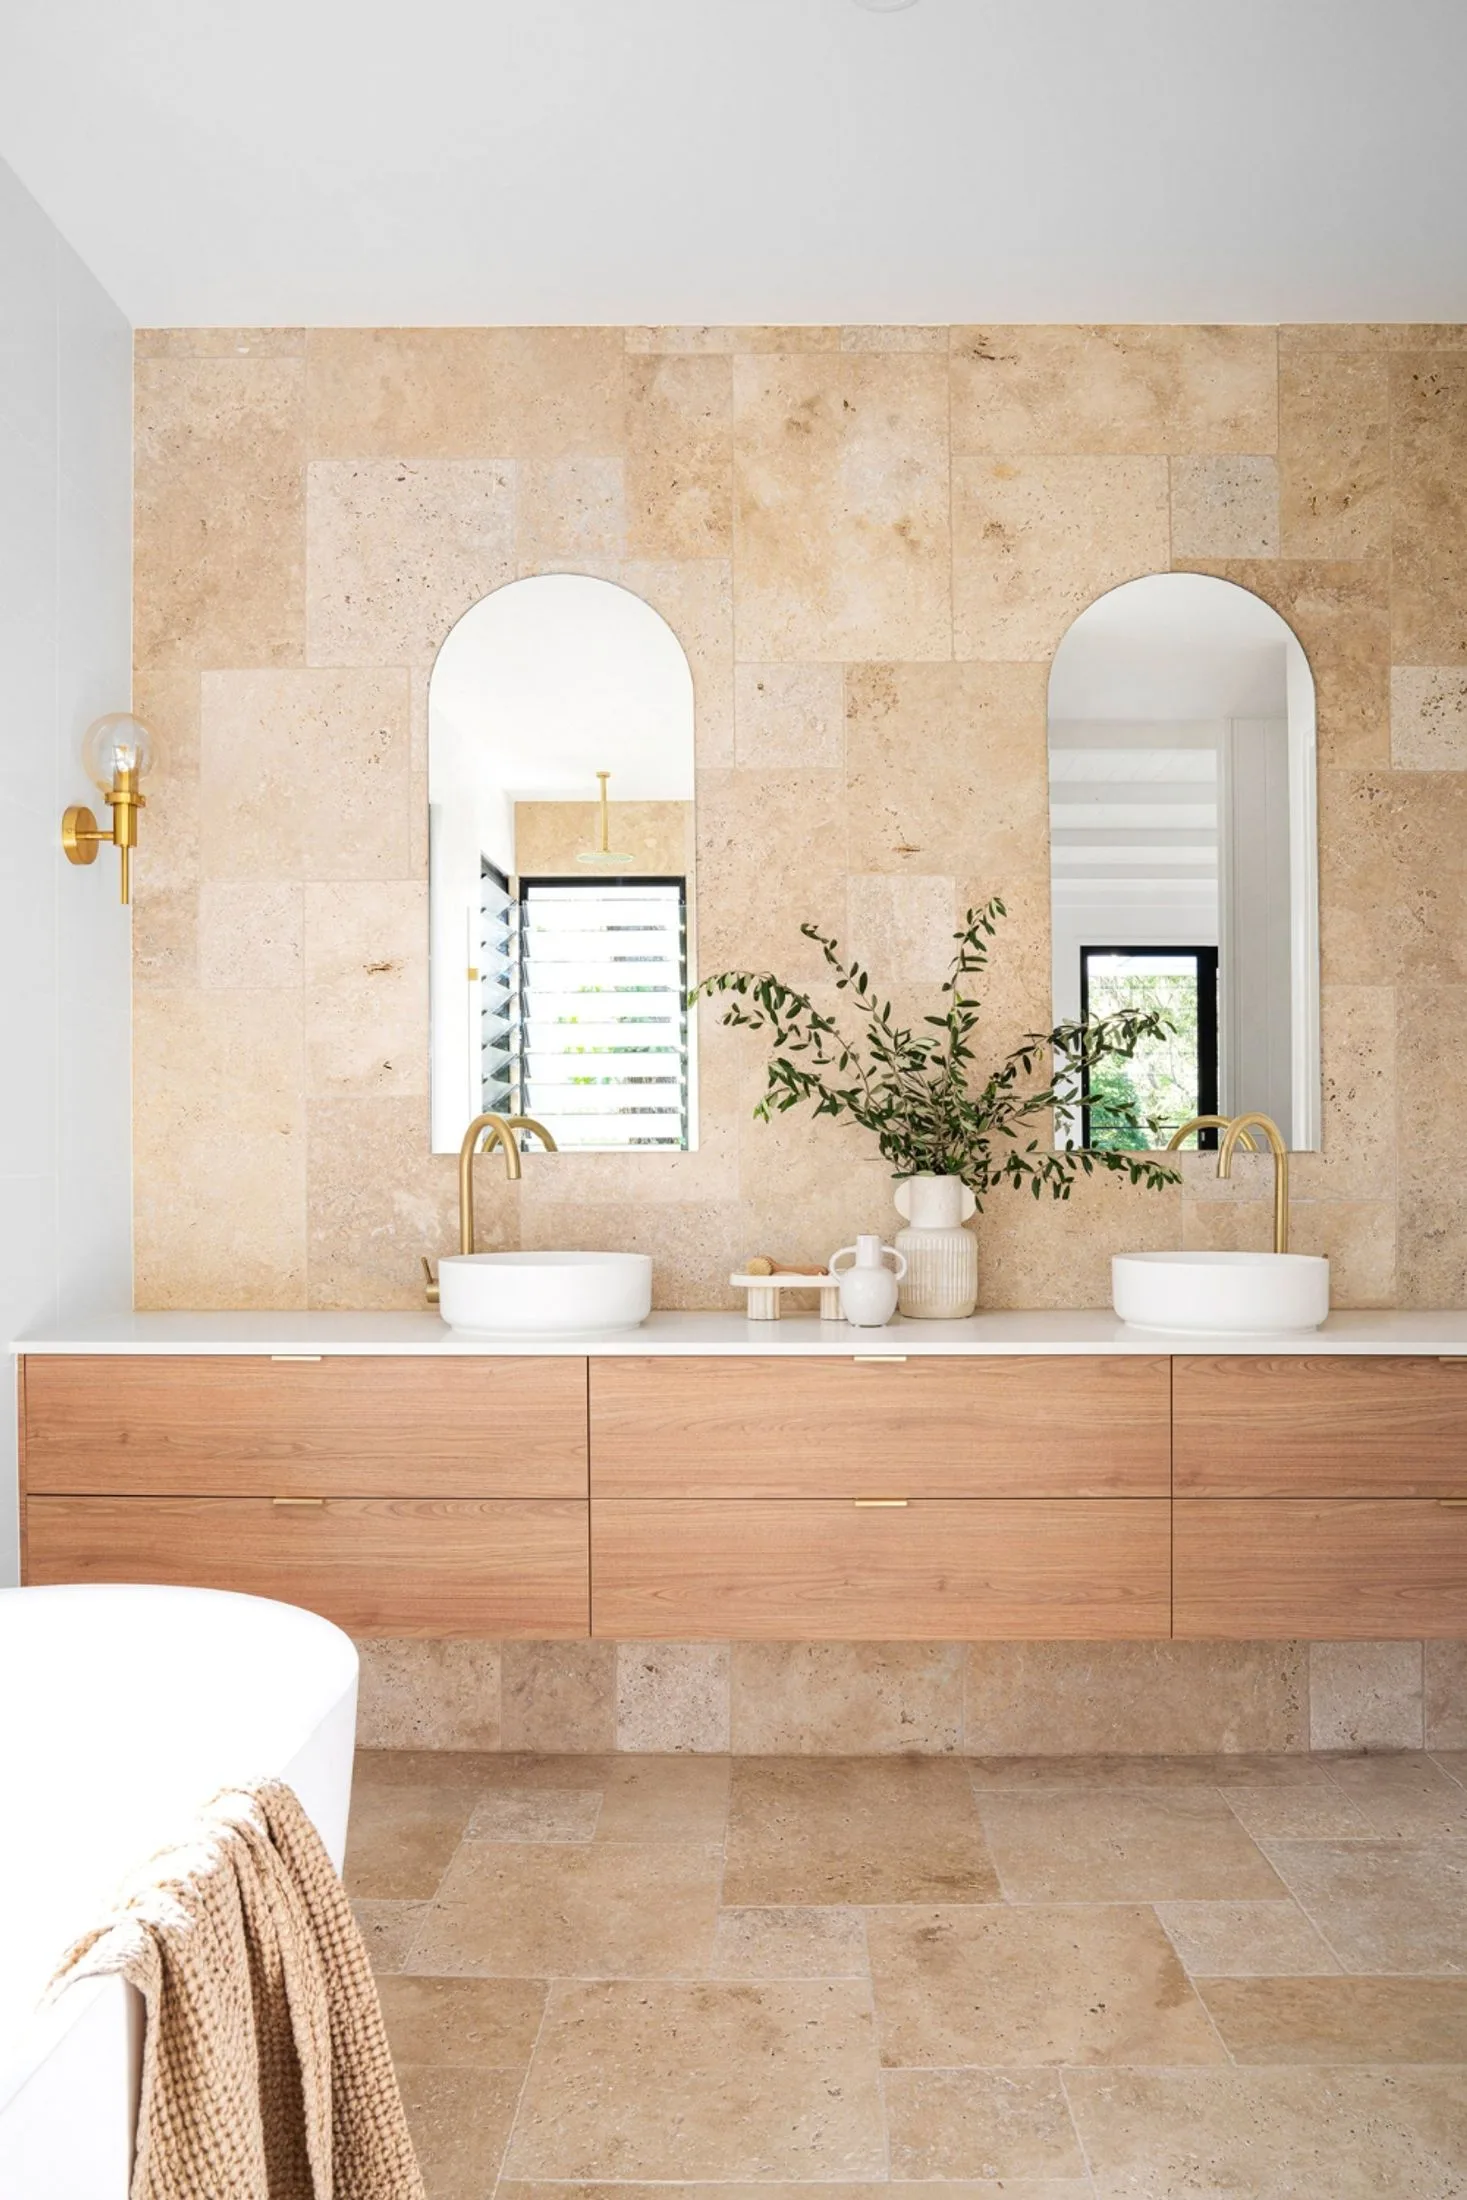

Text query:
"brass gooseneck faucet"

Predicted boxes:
[[422, 1111, 559, 1303], [1166, 1111, 1291, 1255]]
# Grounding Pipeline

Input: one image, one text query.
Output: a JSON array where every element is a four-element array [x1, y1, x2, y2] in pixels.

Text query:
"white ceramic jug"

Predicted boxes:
[[829, 1233, 906, 1327], [892, 1173, 978, 1318]]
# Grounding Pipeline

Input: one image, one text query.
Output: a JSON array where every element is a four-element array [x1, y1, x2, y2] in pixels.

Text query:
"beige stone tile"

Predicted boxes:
[[1280, 324, 1467, 352], [979, 1787, 1284, 1903], [397, 2063, 522, 2200], [1320, 771, 1467, 986], [515, 456, 625, 569], [694, 765, 847, 981], [197, 880, 303, 989], [1182, 1196, 1397, 1307], [503, 1978, 884, 2179], [950, 325, 1277, 456], [1222, 1785, 1375, 1840], [1201, 1972, 1467, 2063], [302, 879, 426, 1098], [1427, 1645, 1467, 1750], [1390, 354, 1467, 666], [620, 557, 735, 768], [595, 1756, 731, 1843], [131, 882, 199, 992], [729, 1643, 966, 1756], [615, 1643, 730, 1753], [465, 1753, 613, 1791], [352, 1898, 426, 1974], [137, 328, 306, 359], [625, 353, 732, 560], [503, 2188, 1085, 2200], [883, 2068, 1087, 2182], [1066, 2066, 1467, 2199], [841, 325, 949, 353], [1170, 456, 1280, 558], [709, 1906, 867, 1979], [844, 659, 1050, 881], [199, 667, 411, 881], [306, 458, 515, 668], [1157, 1899, 1342, 1977], [1398, 984, 1467, 1306], [345, 1773, 478, 1901], [844, 873, 956, 982], [1278, 351, 1390, 559], [963, 1642, 1309, 1756], [1178, 557, 1391, 769], [135, 354, 305, 670], [952, 455, 1169, 662], [307, 1097, 460, 1312], [1262, 1837, 1467, 1972], [868, 1902, 1226, 2067], [412, 1839, 722, 1978], [353, 1747, 505, 1794], [1391, 665, 1467, 767], [1289, 982, 1396, 1202], [967, 1753, 1325, 1792], [519, 1191, 742, 1311], [732, 352, 951, 661], [1323, 1753, 1467, 1838], [733, 661, 844, 768], [723, 1757, 998, 1905], [1310, 1641, 1425, 1750], [353, 1641, 501, 1750], [499, 1643, 617, 1754], [627, 326, 841, 354], [466, 1788, 602, 1843], [377, 1974, 547, 2066], [974, 1164, 1183, 1313], [305, 327, 626, 457], [1436, 1753, 1467, 1786], [132, 987, 306, 1309]]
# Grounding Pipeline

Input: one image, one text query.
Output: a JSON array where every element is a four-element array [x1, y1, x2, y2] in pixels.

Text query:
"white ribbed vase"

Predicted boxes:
[[893, 1174, 978, 1319]]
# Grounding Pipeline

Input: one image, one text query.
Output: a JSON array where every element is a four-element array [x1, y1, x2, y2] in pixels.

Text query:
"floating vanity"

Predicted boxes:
[[15, 1310, 1467, 1645]]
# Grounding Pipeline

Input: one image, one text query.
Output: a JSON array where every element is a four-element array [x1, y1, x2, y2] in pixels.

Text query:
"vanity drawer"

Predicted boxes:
[[23, 1496, 590, 1637], [591, 1498, 1170, 1639], [1174, 1499, 1467, 1637], [1174, 1355, 1467, 1496], [589, 1356, 1170, 1499], [21, 1354, 589, 1499]]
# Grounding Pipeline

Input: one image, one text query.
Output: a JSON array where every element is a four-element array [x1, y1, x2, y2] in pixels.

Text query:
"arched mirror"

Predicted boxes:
[[428, 574, 697, 1155], [1048, 573, 1320, 1151]]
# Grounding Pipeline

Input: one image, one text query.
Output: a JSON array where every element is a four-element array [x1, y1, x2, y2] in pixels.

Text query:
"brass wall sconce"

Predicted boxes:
[[62, 713, 158, 904]]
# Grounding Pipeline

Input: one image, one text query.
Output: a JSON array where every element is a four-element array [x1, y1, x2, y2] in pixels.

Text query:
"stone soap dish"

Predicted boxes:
[[730, 1266, 843, 1320]]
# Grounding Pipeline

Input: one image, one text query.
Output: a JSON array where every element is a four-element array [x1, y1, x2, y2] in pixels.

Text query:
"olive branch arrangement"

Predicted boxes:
[[693, 896, 1181, 1205]]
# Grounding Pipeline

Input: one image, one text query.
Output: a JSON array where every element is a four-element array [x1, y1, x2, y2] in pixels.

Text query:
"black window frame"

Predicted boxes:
[[1079, 942, 1220, 1150]]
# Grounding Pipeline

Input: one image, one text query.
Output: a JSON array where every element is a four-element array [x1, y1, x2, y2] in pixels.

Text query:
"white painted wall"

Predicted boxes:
[[0, 158, 133, 1586]]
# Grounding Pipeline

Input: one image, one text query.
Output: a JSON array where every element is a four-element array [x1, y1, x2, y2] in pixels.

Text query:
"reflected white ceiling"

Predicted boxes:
[[2, 0, 1464, 326]]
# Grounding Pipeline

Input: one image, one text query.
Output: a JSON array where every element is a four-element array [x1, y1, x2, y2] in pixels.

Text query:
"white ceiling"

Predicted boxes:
[[3, 0, 1464, 326]]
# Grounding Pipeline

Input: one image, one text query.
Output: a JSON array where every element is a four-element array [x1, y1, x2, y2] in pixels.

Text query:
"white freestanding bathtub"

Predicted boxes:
[[0, 1584, 358, 2200]]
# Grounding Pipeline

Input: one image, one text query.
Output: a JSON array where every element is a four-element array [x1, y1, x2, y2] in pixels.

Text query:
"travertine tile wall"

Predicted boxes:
[[354, 1637, 1467, 1755], [130, 324, 1467, 1311]]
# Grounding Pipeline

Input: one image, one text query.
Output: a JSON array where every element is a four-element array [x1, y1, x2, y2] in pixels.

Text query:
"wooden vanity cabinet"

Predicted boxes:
[[19, 1355, 591, 1637]]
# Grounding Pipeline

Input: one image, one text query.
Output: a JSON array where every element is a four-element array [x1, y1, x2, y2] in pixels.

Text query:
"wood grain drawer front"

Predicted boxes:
[[1174, 1356, 1467, 1497], [589, 1356, 1170, 1499], [1175, 1500, 1467, 1638], [24, 1497, 590, 1637], [592, 1499, 1170, 1639], [21, 1355, 588, 1498]]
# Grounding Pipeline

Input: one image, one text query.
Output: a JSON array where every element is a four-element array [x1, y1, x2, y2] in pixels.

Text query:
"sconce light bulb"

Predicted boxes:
[[82, 712, 158, 791]]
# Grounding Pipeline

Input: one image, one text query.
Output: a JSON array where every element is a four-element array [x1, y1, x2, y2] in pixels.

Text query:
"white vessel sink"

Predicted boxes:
[[438, 1251, 652, 1338], [1113, 1250, 1330, 1336]]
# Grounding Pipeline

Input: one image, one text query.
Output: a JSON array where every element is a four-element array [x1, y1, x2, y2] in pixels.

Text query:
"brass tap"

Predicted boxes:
[[1217, 1112, 1291, 1255], [1166, 1114, 1258, 1155], [423, 1111, 559, 1303]]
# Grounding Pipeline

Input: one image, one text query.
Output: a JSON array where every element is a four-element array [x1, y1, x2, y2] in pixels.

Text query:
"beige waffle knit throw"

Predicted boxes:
[[51, 1778, 425, 2200]]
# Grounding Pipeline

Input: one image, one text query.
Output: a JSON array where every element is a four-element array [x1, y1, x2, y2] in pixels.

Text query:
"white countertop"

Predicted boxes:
[[13, 1307, 1467, 1356]]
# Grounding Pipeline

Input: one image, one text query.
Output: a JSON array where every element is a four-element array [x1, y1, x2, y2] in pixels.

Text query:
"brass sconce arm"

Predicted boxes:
[[62, 715, 158, 904]]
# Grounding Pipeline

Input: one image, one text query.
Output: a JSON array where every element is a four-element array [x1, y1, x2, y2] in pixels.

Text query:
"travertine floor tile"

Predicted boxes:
[[1066, 2065, 1467, 2199], [1223, 1783, 1375, 1840], [352, 1898, 427, 1975], [867, 1903, 1227, 2067], [710, 1906, 868, 1978], [594, 1754, 731, 1842], [462, 1753, 612, 1791], [503, 1979, 885, 2179], [409, 1841, 723, 1978], [1199, 1974, 1467, 2063], [1263, 1839, 1467, 1974], [724, 1756, 998, 1905], [1323, 1752, 1467, 1838], [344, 1780, 479, 1900], [396, 2065, 522, 2200], [465, 1789, 602, 1843], [377, 1976, 547, 2066], [978, 1787, 1285, 1902], [501, 2185, 1091, 2200], [1436, 1752, 1467, 1787], [967, 1751, 1323, 1791], [883, 2067, 1087, 2181], [1156, 1899, 1342, 1977]]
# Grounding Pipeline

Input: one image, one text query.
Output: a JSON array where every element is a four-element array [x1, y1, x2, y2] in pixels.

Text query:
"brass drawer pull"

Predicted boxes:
[[854, 1497, 909, 1507], [852, 1355, 908, 1366], [271, 1354, 322, 1364], [1439, 1357, 1467, 1365], [272, 1496, 326, 1507], [1436, 1498, 1467, 1508]]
